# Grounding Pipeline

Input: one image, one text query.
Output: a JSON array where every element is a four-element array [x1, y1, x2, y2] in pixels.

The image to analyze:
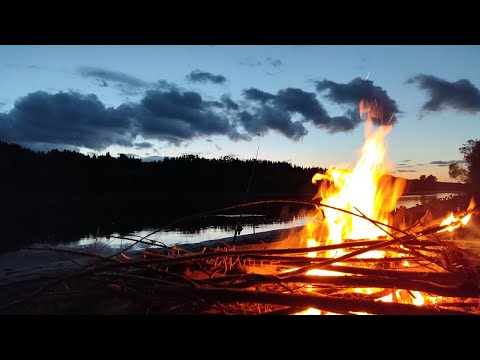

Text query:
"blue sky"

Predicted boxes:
[[0, 45, 479, 181]]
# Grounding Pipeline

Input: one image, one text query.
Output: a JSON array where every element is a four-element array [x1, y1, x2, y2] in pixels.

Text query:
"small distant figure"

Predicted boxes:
[[232, 222, 243, 243], [236, 222, 243, 235]]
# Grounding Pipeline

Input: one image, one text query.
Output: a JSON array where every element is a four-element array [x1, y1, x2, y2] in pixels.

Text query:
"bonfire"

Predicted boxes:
[[2, 100, 479, 315]]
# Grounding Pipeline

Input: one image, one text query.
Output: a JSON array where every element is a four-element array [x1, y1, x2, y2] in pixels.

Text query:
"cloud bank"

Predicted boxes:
[[0, 73, 404, 151]]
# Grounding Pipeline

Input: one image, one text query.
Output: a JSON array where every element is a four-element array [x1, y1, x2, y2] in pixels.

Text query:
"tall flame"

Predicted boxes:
[[293, 100, 473, 315], [311, 100, 406, 248]]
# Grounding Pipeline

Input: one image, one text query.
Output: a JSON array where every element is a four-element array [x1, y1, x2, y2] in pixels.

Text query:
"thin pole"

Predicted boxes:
[[233, 135, 260, 243]]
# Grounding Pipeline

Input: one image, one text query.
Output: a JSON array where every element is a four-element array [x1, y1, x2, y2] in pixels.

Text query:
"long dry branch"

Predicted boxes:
[[144, 286, 466, 315], [236, 275, 479, 298]]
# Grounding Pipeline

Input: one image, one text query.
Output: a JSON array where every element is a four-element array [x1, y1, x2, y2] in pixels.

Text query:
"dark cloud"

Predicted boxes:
[[186, 70, 227, 85], [0, 89, 249, 151], [402, 159, 411, 162], [206, 139, 213, 142], [78, 66, 148, 88], [396, 169, 418, 173], [205, 100, 224, 108], [0, 91, 134, 150], [77, 66, 176, 95], [237, 109, 307, 141], [315, 78, 400, 124], [243, 88, 276, 103], [397, 162, 415, 168], [266, 57, 283, 68], [221, 95, 239, 110], [407, 74, 480, 113], [429, 160, 467, 167], [134, 141, 153, 149], [238, 87, 362, 139], [276, 88, 330, 124], [215, 144, 222, 150], [137, 90, 246, 144], [0, 80, 384, 152]]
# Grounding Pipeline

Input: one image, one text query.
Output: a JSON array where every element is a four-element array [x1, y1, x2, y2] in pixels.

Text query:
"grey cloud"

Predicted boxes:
[[186, 70, 227, 85], [407, 74, 480, 113], [134, 141, 154, 149], [77, 66, 176, 95], [78, 66, 148, 88], [221, 95, 239, 110], [0, 91, 134, 150], [429, 160, 467, 167], [238, 87, 362, 140], [243, 88, 276, 103], [396, 169, 418, 173], [0, 89, 248, 151], [315, 77, 400, 125]]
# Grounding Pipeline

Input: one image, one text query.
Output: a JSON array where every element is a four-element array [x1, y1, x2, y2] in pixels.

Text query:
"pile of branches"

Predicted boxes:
[[1, 201, 480, 315]]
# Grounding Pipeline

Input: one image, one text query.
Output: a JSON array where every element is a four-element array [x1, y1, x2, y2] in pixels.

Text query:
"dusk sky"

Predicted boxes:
[[1, 45, 479, 181]]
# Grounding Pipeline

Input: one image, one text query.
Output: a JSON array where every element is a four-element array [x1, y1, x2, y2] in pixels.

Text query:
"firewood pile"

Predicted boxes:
[[1, 201, 480, 315]]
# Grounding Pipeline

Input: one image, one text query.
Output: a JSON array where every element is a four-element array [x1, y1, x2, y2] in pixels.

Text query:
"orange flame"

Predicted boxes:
[[311, 100, 406, 249], [438, 196, 475, 233], [293, 100, 474, 315], [439, 212, 472, 233]]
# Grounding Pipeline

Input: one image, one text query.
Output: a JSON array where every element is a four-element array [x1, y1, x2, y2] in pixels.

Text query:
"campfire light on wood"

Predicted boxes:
[[290, 100, 476, 315]]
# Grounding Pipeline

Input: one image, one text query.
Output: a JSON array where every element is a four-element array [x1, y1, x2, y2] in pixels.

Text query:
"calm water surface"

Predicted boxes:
[[65, 192, 461, 252]]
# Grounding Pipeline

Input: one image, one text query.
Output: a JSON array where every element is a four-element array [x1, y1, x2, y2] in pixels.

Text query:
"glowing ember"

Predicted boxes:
[[295, 308, 321, 315], [439, 212, 472, 233], [307, 239, 318, 258], [306, 268, 345, 276]]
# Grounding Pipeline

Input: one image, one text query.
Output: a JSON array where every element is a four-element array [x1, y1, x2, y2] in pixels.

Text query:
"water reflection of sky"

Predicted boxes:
[[68, 216, 309, 252], [66, 192, 459, 253], [396, 192, 460, 209]]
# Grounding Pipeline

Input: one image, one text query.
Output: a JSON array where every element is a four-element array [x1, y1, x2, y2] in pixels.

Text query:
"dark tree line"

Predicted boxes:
[[0, 141, 320, 197], [449, 139, 480, 201], [0, 140, 468, 251], [0, 141, 321, 250]]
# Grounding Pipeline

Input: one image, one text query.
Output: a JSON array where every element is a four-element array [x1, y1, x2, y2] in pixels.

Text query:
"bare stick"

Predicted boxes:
[[146, 286, 467, 315]]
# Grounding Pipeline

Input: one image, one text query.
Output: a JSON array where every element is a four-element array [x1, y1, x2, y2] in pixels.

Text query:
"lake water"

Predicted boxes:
[[65, 192, 461, 253], [395, 192, 461, 209]]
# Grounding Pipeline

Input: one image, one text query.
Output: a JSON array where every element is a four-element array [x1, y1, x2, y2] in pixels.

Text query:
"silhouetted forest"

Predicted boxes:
[[405, 174, 468, 194], [0, 141, 468, 251], [0, 141, 321, 251]]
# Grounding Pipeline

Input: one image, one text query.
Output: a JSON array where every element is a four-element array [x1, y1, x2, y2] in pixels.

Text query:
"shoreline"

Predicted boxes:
[[0, 225, 306, 288]]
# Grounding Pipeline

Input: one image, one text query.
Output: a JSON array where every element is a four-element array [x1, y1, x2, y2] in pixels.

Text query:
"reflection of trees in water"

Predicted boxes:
[[167, 205, 313, 234]]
